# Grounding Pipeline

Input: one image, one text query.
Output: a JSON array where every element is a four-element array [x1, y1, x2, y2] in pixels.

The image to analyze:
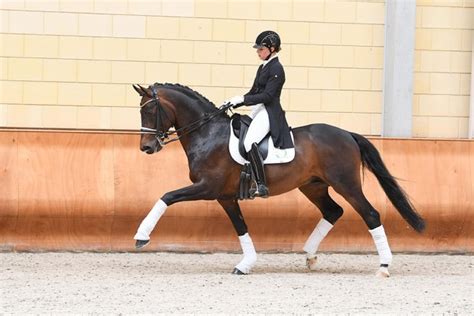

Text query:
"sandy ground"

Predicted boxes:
[[0, 252, 472, 314]]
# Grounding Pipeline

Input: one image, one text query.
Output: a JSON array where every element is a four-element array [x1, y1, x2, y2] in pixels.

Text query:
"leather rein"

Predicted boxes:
[[140, 87, 232, 146]]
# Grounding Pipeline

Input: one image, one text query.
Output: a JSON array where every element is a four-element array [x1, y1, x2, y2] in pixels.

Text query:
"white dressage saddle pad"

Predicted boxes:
[[228, 122, 295, 165]]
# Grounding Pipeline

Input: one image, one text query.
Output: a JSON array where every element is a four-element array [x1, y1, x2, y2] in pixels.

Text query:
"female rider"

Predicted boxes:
[[226, 30, 293, 198]]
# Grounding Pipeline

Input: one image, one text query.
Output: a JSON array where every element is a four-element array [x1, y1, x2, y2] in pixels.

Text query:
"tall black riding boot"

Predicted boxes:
[[248, 143, 269, 198]]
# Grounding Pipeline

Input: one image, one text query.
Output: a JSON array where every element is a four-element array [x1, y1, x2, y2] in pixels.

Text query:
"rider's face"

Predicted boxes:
[[256, 47, 271, 60]]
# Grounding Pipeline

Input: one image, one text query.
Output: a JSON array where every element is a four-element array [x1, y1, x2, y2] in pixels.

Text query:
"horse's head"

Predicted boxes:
[[133, 84, 174, 154]]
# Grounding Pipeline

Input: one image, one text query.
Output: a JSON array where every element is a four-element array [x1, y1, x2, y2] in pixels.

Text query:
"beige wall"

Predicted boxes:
[[0, 0, 472, 138], [413, 0, 473, 138]]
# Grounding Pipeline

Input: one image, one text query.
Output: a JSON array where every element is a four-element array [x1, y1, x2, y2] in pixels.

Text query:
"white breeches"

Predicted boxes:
[[244, 104, 270, 152]]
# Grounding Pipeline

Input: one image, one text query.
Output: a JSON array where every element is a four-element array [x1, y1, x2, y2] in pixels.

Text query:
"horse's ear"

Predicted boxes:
[[137, 84, 154, 98], [133, 84, 153, 98], [133, 84, 144, 96]]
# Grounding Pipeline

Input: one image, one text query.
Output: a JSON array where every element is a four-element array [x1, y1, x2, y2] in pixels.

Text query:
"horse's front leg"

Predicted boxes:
[[217, 199, 256, 275], [134, 182, 214, 248]]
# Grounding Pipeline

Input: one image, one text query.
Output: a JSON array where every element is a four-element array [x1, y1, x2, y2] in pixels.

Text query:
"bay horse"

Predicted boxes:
[[132, 83, 425, 277]]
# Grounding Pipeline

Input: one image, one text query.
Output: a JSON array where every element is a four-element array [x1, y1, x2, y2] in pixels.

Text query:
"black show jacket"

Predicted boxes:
[[242, 57, 294, 149]]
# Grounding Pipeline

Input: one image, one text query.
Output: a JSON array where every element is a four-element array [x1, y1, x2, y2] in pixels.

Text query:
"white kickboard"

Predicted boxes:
[[228, 122, 295, 165]]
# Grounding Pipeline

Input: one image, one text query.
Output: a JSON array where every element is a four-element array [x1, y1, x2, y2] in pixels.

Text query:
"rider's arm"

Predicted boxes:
[[243, 64, 284, 106]]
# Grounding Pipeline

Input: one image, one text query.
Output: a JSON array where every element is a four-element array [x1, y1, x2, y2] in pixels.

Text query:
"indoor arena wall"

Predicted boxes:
[[0, 130, 472, 252]]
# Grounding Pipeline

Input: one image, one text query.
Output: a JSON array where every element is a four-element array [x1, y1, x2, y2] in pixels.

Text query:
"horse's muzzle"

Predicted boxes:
[[141, 141, 162, 154], [141, 145, 156, 154], [140, 137, 162, 154]]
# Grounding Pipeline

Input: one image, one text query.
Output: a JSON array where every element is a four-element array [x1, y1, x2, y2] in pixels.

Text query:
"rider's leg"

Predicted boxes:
[[248, 143, 268, 197], [244, 104, 270, 151], [248, 103, 265, 119], [244, 105, 270, 197]]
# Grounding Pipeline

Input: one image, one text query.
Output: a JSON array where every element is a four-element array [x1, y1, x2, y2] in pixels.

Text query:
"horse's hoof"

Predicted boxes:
[[135, 239, 150, 249], [376, 266, 390, 278], [231, 268, 246, 275], [306, 256, 318, 270]]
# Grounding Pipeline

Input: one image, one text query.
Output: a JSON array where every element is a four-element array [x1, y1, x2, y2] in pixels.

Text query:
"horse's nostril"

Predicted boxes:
[[142, 145, 155, 154]]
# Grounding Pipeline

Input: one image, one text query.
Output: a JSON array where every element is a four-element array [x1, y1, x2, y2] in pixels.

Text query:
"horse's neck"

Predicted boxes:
[[172, 103, 202, 130], [165, 90, 207, 128], [166, 90, 229, 154], [179, 113, 230, 154]]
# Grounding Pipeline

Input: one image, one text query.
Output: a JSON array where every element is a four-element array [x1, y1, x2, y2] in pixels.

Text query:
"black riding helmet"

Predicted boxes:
[[253, 30, 281, 52]]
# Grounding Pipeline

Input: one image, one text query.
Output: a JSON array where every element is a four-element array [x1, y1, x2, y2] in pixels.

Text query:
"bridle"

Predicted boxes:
[[140, 86, 232, 146], [140, 87, 173, 146]]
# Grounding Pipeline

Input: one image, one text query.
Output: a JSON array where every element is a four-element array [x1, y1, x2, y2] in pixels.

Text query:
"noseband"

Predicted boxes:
[[140, 86, 232, 146]]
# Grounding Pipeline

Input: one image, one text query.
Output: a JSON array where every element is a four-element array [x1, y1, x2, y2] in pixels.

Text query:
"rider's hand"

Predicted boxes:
[[218, 103, 232, 110], [227, 95, 244, 107]]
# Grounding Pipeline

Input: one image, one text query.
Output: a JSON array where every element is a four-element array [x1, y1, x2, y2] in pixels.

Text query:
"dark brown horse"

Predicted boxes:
[[132, 83, 425, 276]]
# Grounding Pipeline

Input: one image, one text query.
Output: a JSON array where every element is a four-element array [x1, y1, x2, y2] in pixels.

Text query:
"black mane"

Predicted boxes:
[[153, 83, 218, 111]]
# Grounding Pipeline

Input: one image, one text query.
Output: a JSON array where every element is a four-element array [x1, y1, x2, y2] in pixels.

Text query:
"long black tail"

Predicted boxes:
[[350, 132, 426, 232]]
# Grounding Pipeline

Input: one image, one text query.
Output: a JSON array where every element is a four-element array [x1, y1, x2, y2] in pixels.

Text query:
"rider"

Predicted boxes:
[[226, 30, 293, 198]]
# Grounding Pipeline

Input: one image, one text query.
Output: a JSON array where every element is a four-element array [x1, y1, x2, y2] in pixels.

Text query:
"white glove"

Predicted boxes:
[[227, 95, 244, 106]]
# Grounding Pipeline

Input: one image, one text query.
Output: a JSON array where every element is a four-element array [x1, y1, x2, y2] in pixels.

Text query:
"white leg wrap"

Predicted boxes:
[[134, 199, 168, 241], [235, 233, 257, 274], [369, 225, 393, 266], [303, 218, 333, 256]]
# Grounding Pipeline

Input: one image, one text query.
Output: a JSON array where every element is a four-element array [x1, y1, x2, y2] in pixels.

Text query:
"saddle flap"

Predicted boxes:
[[228, 120, 295, 166], [230, 114, 269, 160], [231, 113, 251, 138]]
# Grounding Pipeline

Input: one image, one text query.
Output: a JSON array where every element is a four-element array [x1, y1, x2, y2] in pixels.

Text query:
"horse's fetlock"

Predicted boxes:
[[366, 209, 381, 227]]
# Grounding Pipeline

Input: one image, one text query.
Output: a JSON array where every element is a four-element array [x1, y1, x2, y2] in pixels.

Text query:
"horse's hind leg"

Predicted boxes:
[[331, 180, 392, 277], [299, 182, 343, 270]]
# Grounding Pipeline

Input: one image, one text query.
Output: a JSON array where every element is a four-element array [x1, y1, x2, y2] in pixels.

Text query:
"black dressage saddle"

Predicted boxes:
[[230, 113, 269, 160]]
